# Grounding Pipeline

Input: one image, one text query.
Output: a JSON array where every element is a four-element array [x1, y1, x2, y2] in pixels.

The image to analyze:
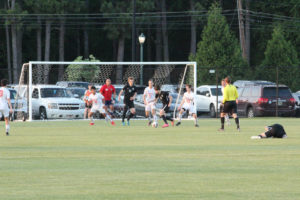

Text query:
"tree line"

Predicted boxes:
[[0, 0, 299, 90]]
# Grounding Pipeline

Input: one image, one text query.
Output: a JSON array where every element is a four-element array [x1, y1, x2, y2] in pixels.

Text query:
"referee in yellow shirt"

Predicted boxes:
[[220, 77, 240, 131]]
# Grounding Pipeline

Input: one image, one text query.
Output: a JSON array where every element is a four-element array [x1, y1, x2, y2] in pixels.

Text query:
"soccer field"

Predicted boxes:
[[1, 118, 300, 200]]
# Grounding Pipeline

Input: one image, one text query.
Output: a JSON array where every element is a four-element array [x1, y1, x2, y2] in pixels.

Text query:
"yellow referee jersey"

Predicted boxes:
[[223, 84, 238, 103]]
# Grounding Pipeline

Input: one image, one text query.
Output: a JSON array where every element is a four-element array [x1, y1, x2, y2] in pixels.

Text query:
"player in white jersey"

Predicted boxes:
[[88, 86, 115, 126], [176, 84, 198, 127], [0, 79, 13, 135], [143, 79, 157, 126]]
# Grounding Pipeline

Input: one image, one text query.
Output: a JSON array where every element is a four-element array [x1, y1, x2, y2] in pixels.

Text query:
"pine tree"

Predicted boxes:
[[193, 3, 247, 85]]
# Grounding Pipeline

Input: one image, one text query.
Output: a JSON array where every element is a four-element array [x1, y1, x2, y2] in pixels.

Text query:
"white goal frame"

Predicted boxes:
[[27, 61, 197, 121]]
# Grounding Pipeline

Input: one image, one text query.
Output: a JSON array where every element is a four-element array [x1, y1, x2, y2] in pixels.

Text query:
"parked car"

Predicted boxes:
[[56, 81, 89, 89], [66, 87, 86, 99], [195, 85, 223, 117], [237, 84, 296, 117], [292, 92, 300, 117], [233, 80, 275, 88], [9, 88, 28, 121], [30, 85, 85, 119]]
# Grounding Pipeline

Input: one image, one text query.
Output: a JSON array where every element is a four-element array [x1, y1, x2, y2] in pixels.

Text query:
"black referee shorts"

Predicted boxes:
[[223, 101, 237, 114]]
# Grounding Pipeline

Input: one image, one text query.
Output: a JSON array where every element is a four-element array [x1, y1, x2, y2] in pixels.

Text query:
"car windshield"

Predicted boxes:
[[69, 89, 85, 97], [211, 88, 223, 96], [41, 88, 71, 98], [10, 90, 17, 100], [263, 87, 291, 97]]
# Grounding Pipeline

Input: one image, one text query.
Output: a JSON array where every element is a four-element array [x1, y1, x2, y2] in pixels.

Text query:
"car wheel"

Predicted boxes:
[[39, 107, 47, 120], [247, 107, 254, 118], [209, 104, 216, 118]]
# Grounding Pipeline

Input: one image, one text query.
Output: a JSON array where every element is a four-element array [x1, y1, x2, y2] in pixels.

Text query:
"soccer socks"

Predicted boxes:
[[166, 116, 174, 122], [194, 117, 198, 125], [6, 124, 10, 133], [127, 112, 134, 121], [221, 117, 225, 129], [153, 115, 158, 123], [235, 117, 240, 129], [162, 115, 168, 124], [105, 114, 112, 122], [122, 107, 128, 122], [90, 116, 94, 123], [178, 113, 182, 122]]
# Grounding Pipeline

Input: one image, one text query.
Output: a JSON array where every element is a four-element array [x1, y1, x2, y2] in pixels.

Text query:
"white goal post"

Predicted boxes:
[[16, 61, 197, 121]]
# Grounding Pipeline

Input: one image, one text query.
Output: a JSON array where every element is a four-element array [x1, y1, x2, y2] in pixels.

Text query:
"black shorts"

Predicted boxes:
[[105, 100, 113, 106], [265, 125, 287, 138], [85, 103, 91, 109], [162, 105, 170, 113], [124, 100, 135, 109], [223, 101, 237, 114]]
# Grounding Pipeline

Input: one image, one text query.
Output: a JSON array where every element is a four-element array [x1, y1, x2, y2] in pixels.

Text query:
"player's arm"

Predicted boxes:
[[118, 87, 125, 102], [131, 92, 137, 101]]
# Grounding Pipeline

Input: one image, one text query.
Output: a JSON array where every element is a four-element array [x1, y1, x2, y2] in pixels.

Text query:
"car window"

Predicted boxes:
[[252, 86, 260, 96], [32, 89, 39, 99], [237, 87, 244, 96], [10, 90, 17, 100], [263, 87, 292, 97], [199, 87, 209, 96], [41, 88, 71, 98], [211, 88, 222, 96], [242, 87, 251, 97]]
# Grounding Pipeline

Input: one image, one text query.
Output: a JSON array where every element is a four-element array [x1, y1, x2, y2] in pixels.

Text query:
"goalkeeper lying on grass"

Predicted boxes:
[[251, 124, 287, 139]]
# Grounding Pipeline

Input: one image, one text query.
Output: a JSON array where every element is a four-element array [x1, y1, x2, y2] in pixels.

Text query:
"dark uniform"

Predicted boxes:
[[265, 124, 287, 138], [156, 91, 171, 113], [123, 84, 137, 109]]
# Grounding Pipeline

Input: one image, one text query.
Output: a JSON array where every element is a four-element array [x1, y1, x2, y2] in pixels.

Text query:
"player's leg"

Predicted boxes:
[[219, 102, 229, 131], [1, 110, 9, 135], [160, 109, 169, 127], [176, 108, 185, 126], [122, 105, 128, 125], [145, 104, 152, 126], [151, 103, 157, 123], [126, 101, 135, 125], [232, 102, 240, 131], [88, 110, 95, 125], [101, 109, 115, 125]]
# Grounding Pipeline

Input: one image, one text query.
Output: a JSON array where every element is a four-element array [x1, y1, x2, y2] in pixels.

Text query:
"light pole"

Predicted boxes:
[[138, 33, 145, 85]]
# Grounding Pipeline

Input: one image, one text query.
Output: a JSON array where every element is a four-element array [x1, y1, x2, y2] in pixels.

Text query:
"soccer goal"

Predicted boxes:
[[14, 61, 197, 121]]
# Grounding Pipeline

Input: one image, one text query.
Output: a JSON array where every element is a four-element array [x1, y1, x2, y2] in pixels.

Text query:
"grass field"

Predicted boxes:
[[0, 118, 300, 200]]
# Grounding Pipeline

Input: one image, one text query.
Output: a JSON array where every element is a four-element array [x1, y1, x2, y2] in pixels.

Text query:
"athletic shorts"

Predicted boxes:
[[182, 103, 196, 114], [124, 100, 135, 109], [145, 102, 156, 112], [223, 101, 237, 114], [90, 106, 105, 114], [85, 103, 92, 109], [265, 128, 287, 138], [162, 104, 170, 113], [105, 100, 113, 106], [0, 108, 9, 118]]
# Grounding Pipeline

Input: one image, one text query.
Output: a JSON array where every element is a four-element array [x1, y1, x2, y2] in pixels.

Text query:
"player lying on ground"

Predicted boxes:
[[221, 79, 230, 125], [154, 85, 174, 128], [88, 86, 115, 126], [176, 84, 199, 127], [100, 79, 116, 115], [84, 84, 93, 119], [144, 80, 157, 126], [118, 77, 137, 126], [251, 124, 287, 139], [219, 77, 240, 131], [0, 79, 13, 135]]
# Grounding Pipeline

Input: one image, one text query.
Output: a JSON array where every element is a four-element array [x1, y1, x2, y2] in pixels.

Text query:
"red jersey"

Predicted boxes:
[[100, 84, 115, 101]]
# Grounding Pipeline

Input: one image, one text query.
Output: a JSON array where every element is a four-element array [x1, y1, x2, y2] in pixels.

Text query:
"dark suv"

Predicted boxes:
[[237, 84, 296, 117]]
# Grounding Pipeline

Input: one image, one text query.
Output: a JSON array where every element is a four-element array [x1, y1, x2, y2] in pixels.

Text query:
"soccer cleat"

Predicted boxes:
[[162, 124, 169, 128], [122, 122, 126, 126], [90, 122, 94, 126], [111, 121, 115, 126], [148, 121, 152, 126], [6, 132, 9, 136], [195, 124, 199, 127], [176, 122, 181, 126], [218, 128, 224, 132], [171, 121, 174, 127]]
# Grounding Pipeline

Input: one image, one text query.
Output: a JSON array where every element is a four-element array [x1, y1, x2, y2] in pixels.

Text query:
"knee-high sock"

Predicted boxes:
[[221, 117, 225, 129], [105, 114, 112, 122], [153, 115, 157, 123], [194, 117, 198, 125], [122, 107, 128, 122], [235, 117, 240, 128], [90, 115, 94, 123], [127, 112, 134, 121], [162, 115, 168, 124], [6, 124, 10, 132], [178, 113, 182, 122]]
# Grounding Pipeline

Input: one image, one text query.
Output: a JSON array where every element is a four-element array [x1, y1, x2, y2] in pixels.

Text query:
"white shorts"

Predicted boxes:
[[90, 106, 105, 114], [145, 102, 156, 112], [182, 103, 196, 114], [0, 108, 9, 118]]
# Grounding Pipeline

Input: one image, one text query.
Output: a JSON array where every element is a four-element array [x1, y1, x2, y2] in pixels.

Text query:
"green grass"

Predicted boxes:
[[0, 118, 300, 200]]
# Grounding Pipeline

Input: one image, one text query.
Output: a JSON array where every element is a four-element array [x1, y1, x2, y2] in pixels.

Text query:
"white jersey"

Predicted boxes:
[[183, 91, 195, 106], [144, 87, 156, 103], [0, 87, 10, 110], [89, 93, 104, 108]]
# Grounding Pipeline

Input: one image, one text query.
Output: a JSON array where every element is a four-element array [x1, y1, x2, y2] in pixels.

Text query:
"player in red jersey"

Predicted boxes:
[[100, 79, 116, 114]]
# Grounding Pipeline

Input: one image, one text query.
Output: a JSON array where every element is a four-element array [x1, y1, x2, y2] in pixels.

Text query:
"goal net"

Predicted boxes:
[[14, 62, 197, 121]]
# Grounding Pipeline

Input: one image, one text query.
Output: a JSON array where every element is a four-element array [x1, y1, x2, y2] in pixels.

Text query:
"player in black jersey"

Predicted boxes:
[[251, 124, 287, 139], [118, 77, 137, 126], [154, 85, 174, 128]]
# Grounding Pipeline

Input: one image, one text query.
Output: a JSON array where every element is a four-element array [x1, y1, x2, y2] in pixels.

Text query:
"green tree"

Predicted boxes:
[[193, 3, 247, 85], [259, 25, 300, 91]]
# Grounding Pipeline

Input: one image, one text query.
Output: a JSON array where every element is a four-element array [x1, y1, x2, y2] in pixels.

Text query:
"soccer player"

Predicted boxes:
[[251, 124, 287, 139], [219, 76, 240, 131], [118, 77, 137, 126], [0, 79, 13, 136], [154, 85, 174, 128], [143, 80, 157, 126], [221, 79, 230, 125], [176, 84, 199, 127], [100, 79, 116, 114], [84, 84, 93, 119], [88, 86, 115, 126]]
